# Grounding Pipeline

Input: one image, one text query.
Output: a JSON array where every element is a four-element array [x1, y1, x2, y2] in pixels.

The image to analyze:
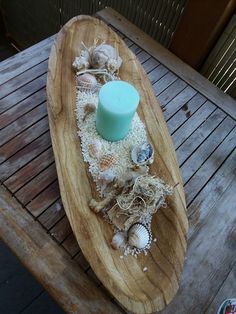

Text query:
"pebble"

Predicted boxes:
[[143, 267, 148, 272]]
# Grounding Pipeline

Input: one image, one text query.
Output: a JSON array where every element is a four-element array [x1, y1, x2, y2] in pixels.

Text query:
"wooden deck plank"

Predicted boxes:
[[142, 57, 160, 73], [148, 64, 169, 84], [152, 71, 178, 96], [161, 177, 236, 313], [185, 127, 236, 205], [97, 8, 236, 120], [0, 102, 47, 146], [26, 180, 60, 217], [163, 86, 197, 120], [0, 74, 47, 115], [0, 185, 123, 314], [50, 216, 72, 244], [61, 233, 80, 257], [157, 79, 187, 105], [0, 60, 48, 100], [176, 108, 229, 166], [4, 147, 54, 193], [0, 36, 53, 86], [167, 93, 207, 135], [37, 200, 64, 230], [15, 163, 57, 205], [0, 116, 49, 164], [205, 263, 236, 314], [0, 132, 51, 181], [172, 101, 216, 149], [180, 116, 236, 182], [0, 88, 47, 130]]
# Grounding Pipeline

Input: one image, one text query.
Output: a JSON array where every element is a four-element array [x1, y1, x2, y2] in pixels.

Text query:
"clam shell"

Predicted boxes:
[[128, 223, 150, 249], [131, 142, 154, 166], [77, 73, 98, 91], [99, 154, 115, 171], [88, 140, 102, 159], [111, 232, 127, 250]]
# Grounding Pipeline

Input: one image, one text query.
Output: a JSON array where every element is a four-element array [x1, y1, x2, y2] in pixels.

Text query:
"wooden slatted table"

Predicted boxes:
[[0, 7, 235, 314]]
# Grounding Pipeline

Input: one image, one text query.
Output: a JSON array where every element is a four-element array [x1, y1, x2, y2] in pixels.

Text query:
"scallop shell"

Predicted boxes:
[[131, 142, 154, 165], [77, 73, 98, 91], [111, 232, 127, 250], [128, 223, 151, 249], [88, 140, 102, 159], [99, 154, 115, 171]]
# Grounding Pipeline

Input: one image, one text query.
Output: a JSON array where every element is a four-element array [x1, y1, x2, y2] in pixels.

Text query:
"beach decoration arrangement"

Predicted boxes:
[[47, 15, 188, 313], [73, 40, 174, 258]]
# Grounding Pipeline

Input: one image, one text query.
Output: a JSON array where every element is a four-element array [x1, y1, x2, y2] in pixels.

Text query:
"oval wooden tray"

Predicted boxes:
[[47, 15, 188, 314]]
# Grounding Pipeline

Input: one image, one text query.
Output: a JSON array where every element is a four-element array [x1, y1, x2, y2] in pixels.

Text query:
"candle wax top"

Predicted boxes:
[[99, 80, 140, 114]]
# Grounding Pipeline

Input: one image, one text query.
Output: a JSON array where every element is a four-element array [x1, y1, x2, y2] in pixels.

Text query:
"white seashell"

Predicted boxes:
[[77, 73, 98, 91], [98, 168, 115, 183], [131, 142, 154, 166], [72, 50, 90, 71], [111, 232, 127, 250], [90, 44, 122, 73], [128, 223, 150, 249], [88, 140, 102, 159]]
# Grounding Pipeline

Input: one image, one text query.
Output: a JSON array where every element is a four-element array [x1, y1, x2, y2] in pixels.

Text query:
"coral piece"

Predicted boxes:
[[99, 154, 116, 171]]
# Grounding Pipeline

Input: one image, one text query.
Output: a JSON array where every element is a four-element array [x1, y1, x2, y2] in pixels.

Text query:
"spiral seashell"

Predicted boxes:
[[90, 44, 122, 73], [111, 232, 127, 250], [99, 154, 115, 171], [131, 142, 154, 166], [88, 140, 102, 159], [128, 223, 150, 249]]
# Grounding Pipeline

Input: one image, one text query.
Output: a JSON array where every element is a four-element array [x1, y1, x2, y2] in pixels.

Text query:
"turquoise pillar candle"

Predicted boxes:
[[96, 81, 140, 142]]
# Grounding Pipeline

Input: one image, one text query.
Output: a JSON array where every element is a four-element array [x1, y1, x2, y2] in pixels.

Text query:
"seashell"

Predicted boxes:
[[90, 44, 122, 73], [131, 142, 154, 165], [128, 223, 151, 249], [111, 232, 127, 250], [88, 140, 102, 159], [77, 73, 98, 91], [99, 154, 115, 171], [83, 103, 96, 121], [72, 50, 90, 71]]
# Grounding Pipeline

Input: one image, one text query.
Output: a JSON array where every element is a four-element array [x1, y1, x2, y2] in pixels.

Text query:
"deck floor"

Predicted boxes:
[[0, 32, 64, 314]]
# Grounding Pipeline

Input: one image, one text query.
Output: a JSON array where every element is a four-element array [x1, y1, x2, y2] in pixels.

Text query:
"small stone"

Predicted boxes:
[[120, 255, 124, 259], [143, 267, 148, 272], [153, 238, 157, 242]]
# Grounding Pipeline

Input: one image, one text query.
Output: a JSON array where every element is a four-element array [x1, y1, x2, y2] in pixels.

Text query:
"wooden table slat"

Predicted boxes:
[[0, 74, 47, 115], [37, 199, 65, 230], [166, 93, 207, 135], [0, 60, 48, 100], [26, 180, 60, 217], [0, 88, 47, 130], [4, 147, 54, 193]]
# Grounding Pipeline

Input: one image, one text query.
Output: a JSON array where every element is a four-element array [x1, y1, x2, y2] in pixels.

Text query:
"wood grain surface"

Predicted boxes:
[[46, 15, 188, 313]]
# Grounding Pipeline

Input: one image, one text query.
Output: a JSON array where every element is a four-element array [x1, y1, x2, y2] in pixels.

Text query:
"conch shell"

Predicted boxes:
[[90, 44, 122, 73]]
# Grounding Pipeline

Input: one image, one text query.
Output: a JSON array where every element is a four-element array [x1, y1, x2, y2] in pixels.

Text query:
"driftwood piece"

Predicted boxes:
[[47, 15, 188, 313]]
